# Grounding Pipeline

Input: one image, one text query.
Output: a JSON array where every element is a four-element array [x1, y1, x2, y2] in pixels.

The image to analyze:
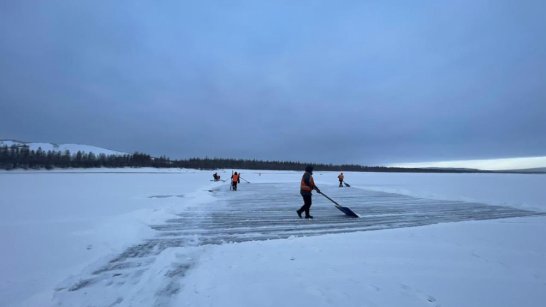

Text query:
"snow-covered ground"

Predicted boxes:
[[0, 169, 545, 306], [390, 155, 546, 171]]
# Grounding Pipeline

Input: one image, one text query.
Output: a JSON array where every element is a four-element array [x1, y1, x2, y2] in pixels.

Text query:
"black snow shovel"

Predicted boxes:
[[318, 191, 359, 218], [343, 181, 351, 187]]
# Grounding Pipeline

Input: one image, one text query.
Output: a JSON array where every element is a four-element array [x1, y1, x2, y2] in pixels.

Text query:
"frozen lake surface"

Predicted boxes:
[[2, 170, 545, 307], [161, 183, 540, 242], [54, 181, 543, 305]]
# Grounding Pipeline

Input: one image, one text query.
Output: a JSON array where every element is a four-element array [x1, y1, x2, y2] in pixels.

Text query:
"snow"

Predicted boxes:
[[179, 218, 546, 307], [0, 139, 125, 156], [0, 169, 545, 306], [390, 156, 546, 171], [0, 168, 213, 306], [339, 172, 546, 213]]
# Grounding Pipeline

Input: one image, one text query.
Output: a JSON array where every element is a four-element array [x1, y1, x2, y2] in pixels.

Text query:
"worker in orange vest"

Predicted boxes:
[[297, 165, 321, 219], [338, 172, 344, 187], [231, 171, 240, 191]]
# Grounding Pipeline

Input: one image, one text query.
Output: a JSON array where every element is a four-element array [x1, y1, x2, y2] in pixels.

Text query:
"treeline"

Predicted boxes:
[[172, 158, 470, 173], [0, 144, 483, 173], [0, 145, 170, 169]]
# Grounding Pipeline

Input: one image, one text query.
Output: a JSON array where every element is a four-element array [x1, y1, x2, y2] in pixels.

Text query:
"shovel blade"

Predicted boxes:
[[335, 205, 359, 218]]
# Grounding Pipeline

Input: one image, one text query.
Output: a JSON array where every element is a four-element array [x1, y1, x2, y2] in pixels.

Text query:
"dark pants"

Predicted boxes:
[[298, 192, 312, 217], [339, 180, 343, 187], [232, 181, 238, 191]]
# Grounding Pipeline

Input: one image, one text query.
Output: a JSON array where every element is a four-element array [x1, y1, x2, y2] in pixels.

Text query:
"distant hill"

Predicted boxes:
[[0, 139, 126, 156]]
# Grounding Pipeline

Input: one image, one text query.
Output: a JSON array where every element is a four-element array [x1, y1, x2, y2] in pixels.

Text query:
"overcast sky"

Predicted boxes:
[[1, 0, 545, 165]]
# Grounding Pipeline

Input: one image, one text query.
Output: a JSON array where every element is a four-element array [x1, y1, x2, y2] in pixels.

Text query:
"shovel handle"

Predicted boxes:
[[318, 191, 342, 207]]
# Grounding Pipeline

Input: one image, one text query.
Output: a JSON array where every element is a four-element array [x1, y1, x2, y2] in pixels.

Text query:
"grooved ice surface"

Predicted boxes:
[[53, 183, 541, 306]]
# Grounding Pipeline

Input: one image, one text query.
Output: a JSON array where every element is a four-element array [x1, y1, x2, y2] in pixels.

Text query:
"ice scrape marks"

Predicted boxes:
[[148, 194, 184, 198], [189, 182, 542, 243], [54, 183, 543, 306]]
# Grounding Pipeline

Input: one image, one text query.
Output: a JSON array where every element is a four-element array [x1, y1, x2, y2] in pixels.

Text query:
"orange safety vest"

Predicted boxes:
[[300, 173, 315, 192], [232, 174, 239, 183], [338, 174, 344, 180]]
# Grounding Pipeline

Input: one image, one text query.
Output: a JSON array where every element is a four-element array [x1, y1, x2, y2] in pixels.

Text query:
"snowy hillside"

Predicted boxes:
[[0, 139, 125, 156]]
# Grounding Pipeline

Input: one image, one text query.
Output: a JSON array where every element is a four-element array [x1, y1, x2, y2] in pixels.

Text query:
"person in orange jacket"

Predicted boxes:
[[231, 171, 240, 191], [338, 172, 344, 187], [297, 165, 320, 219]]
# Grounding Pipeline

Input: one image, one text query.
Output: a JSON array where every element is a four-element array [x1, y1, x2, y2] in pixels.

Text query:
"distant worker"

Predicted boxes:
[[213, 172, 220, 181], [231, 171, 240, 191], [297, 165, 320, 219], [338, 172, 344, 187]]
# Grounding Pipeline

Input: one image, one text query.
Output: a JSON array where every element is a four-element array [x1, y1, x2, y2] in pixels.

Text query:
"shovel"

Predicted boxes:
[[318, 191, 359, 218]]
